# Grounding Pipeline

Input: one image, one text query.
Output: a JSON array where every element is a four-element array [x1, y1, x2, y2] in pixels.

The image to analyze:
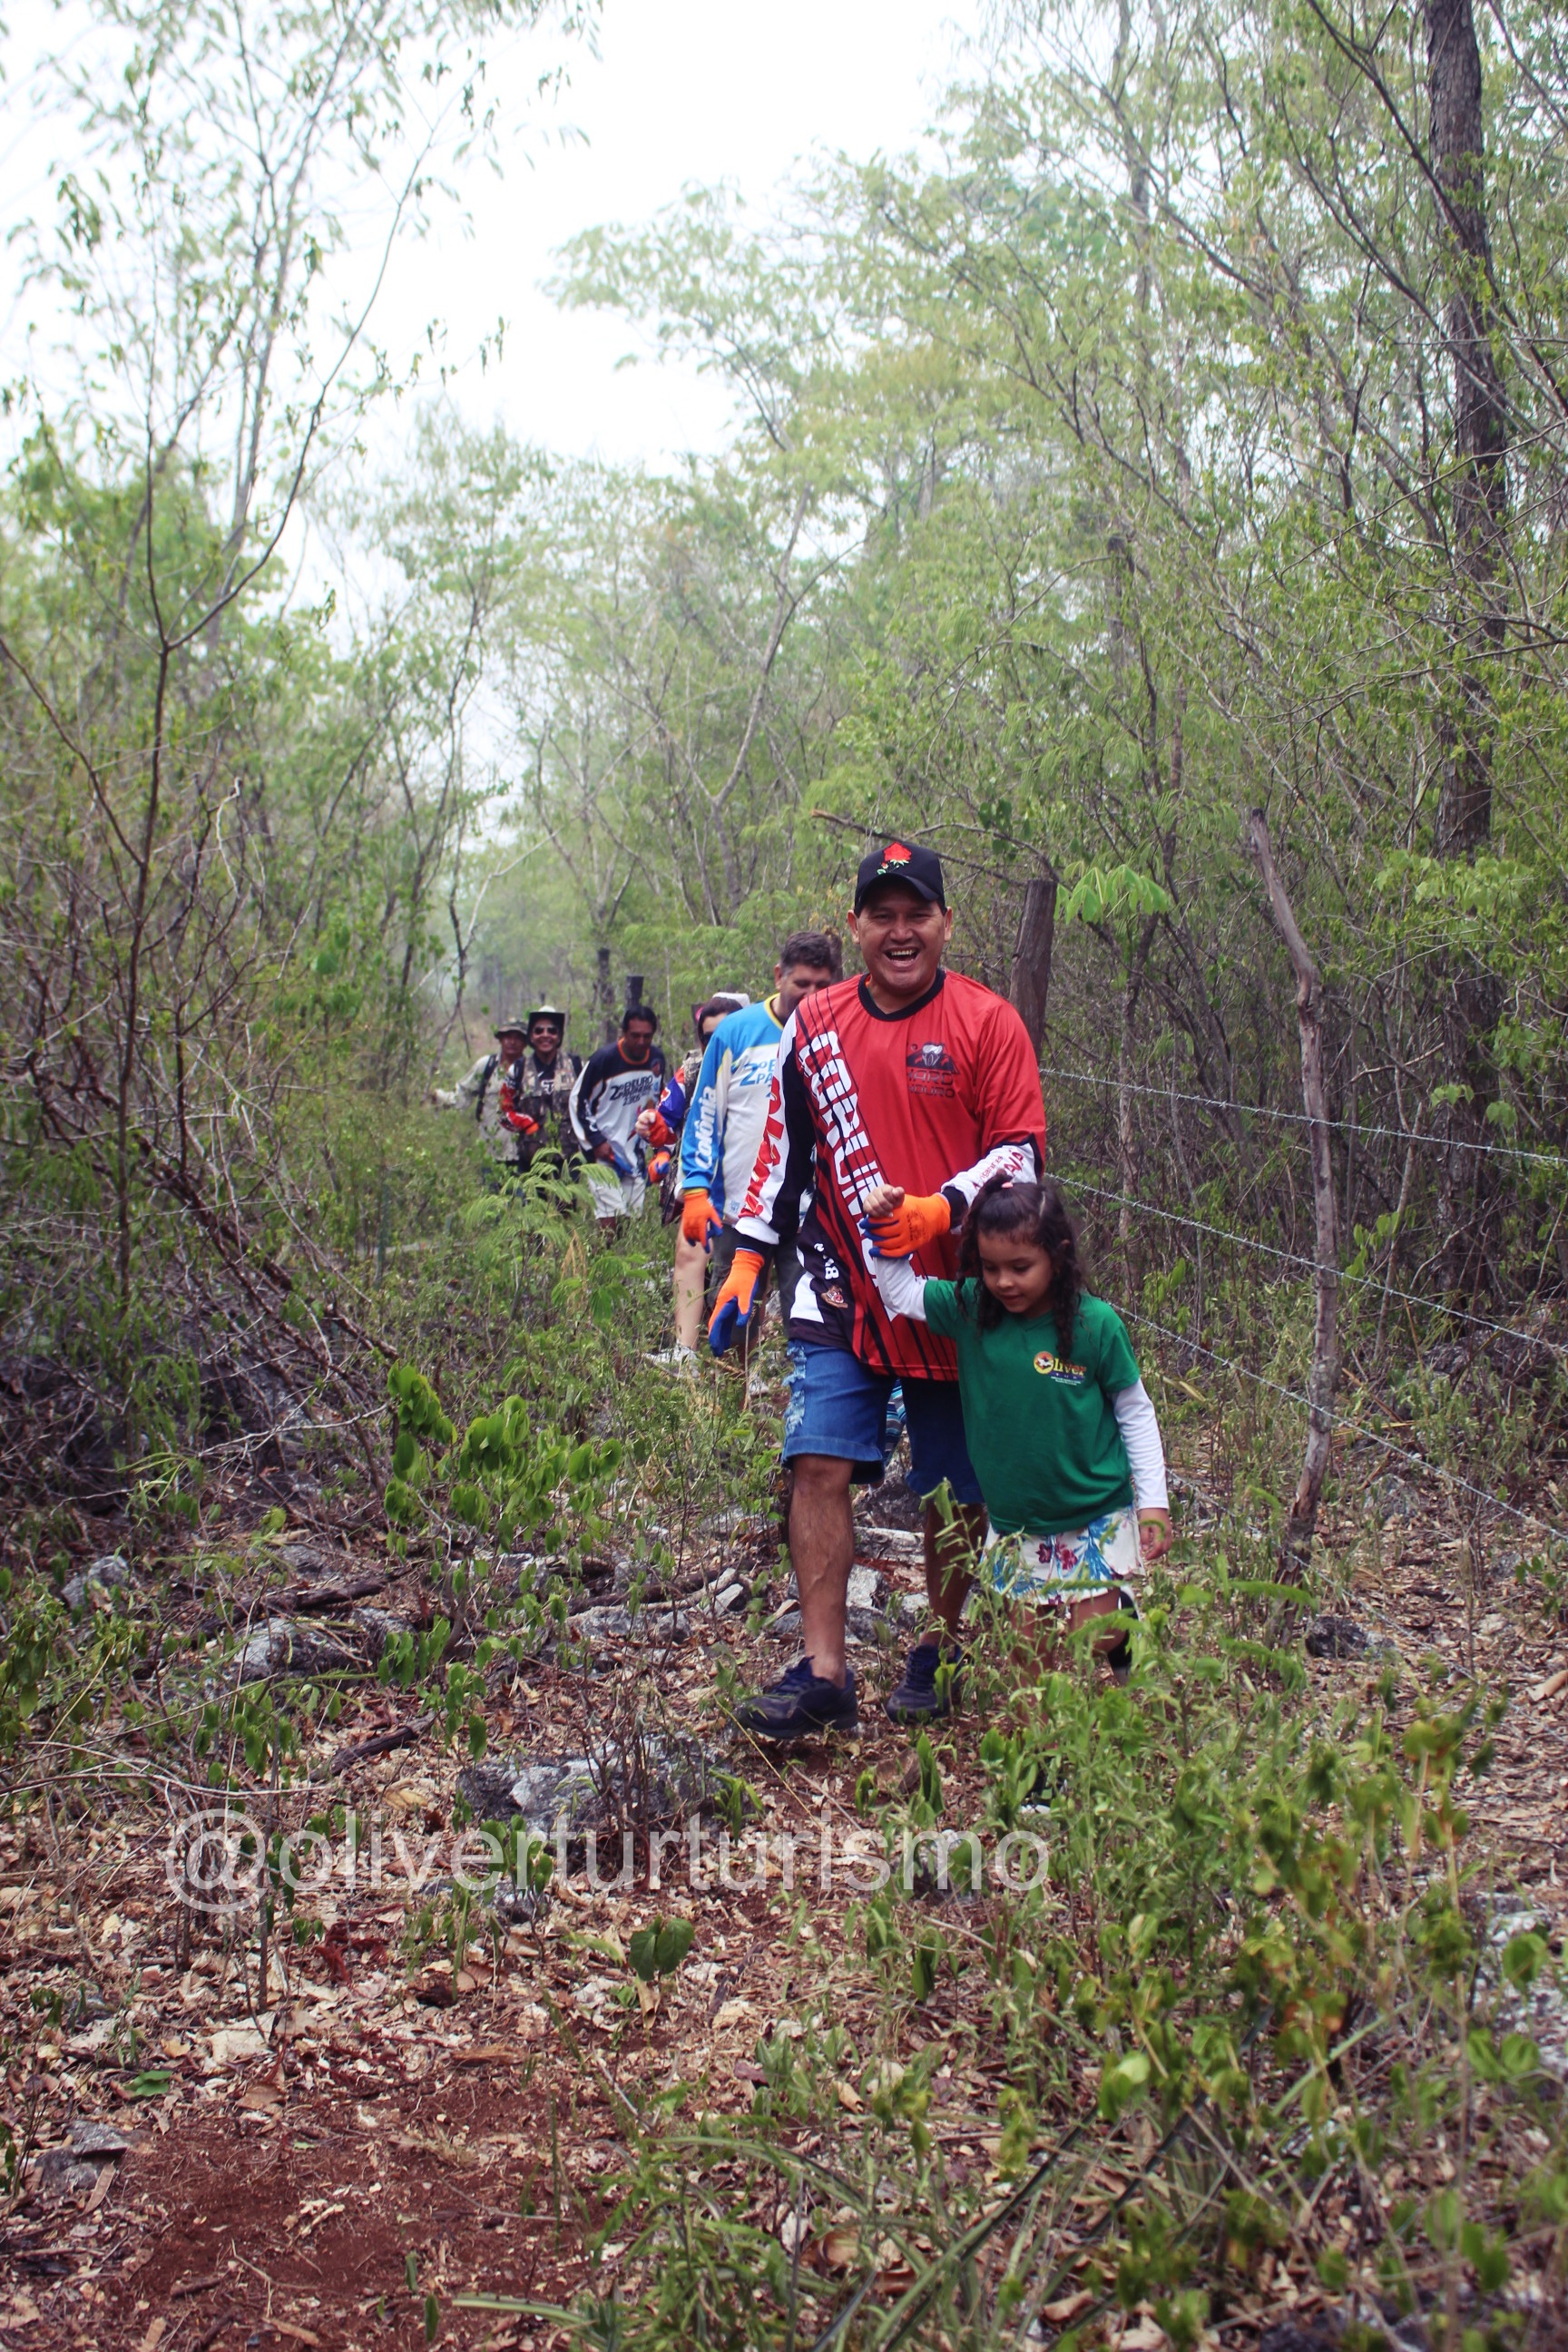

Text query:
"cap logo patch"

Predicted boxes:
[[883, 841, 912, 863]]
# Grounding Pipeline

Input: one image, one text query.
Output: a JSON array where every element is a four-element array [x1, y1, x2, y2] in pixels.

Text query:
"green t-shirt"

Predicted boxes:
[[923, 1282, 1142, 1536]]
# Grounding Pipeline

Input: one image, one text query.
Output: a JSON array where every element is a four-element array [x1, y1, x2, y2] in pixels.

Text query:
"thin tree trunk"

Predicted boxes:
[[1169, 1042, 1203, 1349], [1248, 812, 1340, 1581], [1425, 0, 1506, 1288], [1117, 915, 1159, 1263]]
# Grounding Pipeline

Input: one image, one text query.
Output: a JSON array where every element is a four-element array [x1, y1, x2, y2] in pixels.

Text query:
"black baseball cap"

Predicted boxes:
[[853, 838, 946, 913]]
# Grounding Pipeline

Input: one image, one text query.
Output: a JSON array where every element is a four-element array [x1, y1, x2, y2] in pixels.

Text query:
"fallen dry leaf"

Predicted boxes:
[[208, 2023, 270, 2068], [382, 1779, 436, 1814], [1531, 1668, 1568, 1703], [1112, 2320, 1167, 2352], [835, 2080, 863, 2112], [821, 2228, 859, 2270], [1043, 2289, 1096, 2323]]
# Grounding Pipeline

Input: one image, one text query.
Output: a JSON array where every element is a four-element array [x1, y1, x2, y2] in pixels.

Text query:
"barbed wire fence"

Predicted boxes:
[[1041, 1061, 1568, 1575]]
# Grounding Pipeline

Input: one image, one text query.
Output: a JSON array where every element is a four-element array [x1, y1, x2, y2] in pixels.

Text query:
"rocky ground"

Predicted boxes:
[[1, 1447, 1564, 2352]]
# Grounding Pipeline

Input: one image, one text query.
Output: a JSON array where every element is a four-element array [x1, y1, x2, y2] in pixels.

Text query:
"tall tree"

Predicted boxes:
[[1425, 0, 1508, 1276]]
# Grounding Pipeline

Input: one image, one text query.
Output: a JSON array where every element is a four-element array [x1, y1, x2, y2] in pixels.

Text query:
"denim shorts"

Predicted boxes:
[[782, 1340, 984, 1504]]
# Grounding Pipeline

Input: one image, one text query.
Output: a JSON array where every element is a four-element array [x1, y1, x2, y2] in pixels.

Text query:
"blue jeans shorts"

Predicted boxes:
[[782, 1340, 984, 1504]]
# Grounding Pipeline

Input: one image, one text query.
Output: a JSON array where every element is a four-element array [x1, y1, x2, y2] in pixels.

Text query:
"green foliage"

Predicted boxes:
[[627, 1916, 694, 1984]]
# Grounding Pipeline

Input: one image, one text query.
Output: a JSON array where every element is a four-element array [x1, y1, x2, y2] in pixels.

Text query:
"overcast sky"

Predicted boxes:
[[2, 0, 978, 473]]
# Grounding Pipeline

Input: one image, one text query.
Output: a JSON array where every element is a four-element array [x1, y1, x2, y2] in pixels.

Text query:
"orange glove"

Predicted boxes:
[[642, 1110, 674, 1150], [708, 1249, 766, 1354], [681, 1188, 723, 1250], [503, 1109, 540, 1137], [865, 1190, 951, 1259]]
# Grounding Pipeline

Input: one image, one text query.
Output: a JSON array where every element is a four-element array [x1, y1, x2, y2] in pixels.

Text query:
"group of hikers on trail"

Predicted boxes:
[[433, 840, 1172, 1745]]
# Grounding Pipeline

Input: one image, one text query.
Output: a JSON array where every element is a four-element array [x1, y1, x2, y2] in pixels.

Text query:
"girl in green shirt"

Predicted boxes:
[[866, 1175, 1171, 1653]]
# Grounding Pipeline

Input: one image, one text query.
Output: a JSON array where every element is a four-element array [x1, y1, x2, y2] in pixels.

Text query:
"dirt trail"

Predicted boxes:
[[2, 1465, 1563, 2352]]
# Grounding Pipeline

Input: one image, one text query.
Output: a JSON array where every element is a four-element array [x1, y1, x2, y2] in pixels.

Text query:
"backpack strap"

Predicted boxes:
[[475, 1054, 499, 1119]]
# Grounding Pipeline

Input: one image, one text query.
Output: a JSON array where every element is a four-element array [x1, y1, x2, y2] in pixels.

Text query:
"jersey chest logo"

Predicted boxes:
[[1034, 1348, 1087, 1385], [906, 1039, 957, 1097]]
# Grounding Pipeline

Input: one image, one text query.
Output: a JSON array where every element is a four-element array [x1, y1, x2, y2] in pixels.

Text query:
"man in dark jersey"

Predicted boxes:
[[709, 841, 1046, 1738], [569, 1004, 667, 1227]]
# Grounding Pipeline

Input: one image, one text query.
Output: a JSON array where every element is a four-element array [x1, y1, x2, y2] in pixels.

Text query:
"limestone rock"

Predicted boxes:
[[234, 1616, 366, 1684], [566, 1602, 690, 1647], [64, 1553, 132, 1612], [456, 1731, 730, 1866], [1305, 1614, 1397, 1663]]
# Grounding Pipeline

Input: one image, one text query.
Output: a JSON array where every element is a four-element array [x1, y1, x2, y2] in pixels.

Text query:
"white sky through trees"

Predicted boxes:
[[0, 0, 969, 471]]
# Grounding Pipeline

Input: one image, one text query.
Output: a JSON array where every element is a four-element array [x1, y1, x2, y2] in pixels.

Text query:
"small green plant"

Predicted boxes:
[[628, 1915, 695, 1984]]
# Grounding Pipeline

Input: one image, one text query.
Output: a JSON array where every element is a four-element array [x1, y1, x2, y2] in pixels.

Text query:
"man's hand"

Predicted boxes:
[[708, 1249, 766, 1355], [1138, 1509, 1173, 1566], [636, 1107, 673, 1146], [864, 1185, 952, 1259], [681, 1189, 723, 1250], [593, 1142, 618, 1165]]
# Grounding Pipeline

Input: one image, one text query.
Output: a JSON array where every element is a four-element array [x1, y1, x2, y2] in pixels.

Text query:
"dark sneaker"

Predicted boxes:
[[1103, 1586, 1140, 1683], [884, 1641, 965, 1725], [733, 1659, 858, 1740]]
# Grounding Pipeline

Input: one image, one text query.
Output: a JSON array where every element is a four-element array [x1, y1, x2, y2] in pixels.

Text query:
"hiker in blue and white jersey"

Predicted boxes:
[[666, 931, 841, 1362]]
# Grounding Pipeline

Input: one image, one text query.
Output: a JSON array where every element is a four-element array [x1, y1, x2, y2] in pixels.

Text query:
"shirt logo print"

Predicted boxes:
[[1034, 1349, 1087, 1384], [906, 1039, 957, 1097]]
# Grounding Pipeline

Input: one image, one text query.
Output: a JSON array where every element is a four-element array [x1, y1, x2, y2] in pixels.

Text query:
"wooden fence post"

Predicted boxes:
[[1008, 864, 1059, 1057]]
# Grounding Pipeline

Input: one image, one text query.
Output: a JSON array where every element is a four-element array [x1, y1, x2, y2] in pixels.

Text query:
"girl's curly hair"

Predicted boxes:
[[956, 1176, 1083, 1341]]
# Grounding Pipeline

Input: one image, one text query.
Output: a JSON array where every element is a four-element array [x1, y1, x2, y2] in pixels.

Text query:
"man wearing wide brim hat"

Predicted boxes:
[[430, 1006, 582, 1178]]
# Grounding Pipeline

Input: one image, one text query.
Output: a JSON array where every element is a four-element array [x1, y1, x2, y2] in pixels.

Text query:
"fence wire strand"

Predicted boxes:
[[1060, 1169, 1568, 1365], [1042, 1064, 1568, 1173], [1121, 1304, 1568, 1552]]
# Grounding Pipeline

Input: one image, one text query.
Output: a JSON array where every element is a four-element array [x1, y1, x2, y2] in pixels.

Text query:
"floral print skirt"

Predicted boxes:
[[977, 1505, 1141, 1607]]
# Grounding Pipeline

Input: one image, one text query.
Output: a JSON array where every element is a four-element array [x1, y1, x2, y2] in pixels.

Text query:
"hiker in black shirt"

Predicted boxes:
[[569, 1004, 667, 1227]]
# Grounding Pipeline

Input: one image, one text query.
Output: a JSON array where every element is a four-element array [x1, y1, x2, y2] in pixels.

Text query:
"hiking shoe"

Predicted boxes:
[[732, 1658, 858, 1740], [1102, 1585, 1140, 1684], [884, 1641, 965, 1725], [646, 1346, 699, 1375]]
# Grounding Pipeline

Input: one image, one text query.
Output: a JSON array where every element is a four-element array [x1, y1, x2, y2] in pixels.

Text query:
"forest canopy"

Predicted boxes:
[[4, 0, 1566, 1497]]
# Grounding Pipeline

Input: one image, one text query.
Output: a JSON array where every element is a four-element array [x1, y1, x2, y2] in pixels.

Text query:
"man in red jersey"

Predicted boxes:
[[708, 840, 1046, 1740]]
